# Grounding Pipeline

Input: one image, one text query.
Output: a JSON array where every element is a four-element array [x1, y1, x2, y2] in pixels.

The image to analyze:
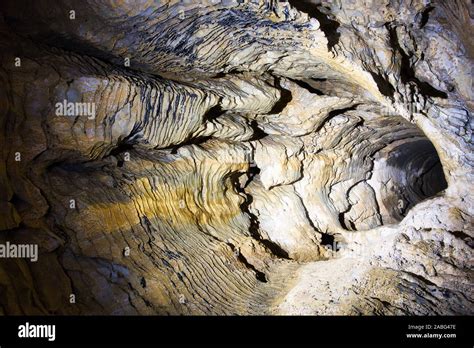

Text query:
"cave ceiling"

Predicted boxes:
[[0, 0, 473, 315]]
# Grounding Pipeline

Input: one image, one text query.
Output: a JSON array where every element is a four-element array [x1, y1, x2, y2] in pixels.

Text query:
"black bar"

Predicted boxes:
[[0, 316, 471, 346]]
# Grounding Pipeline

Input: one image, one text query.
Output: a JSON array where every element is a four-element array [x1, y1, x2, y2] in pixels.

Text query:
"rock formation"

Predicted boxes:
[[0, 0, 472, 315]]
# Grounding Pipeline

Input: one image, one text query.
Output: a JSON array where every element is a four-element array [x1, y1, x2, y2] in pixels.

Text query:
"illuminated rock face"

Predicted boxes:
[[0, 0, 472, 315]]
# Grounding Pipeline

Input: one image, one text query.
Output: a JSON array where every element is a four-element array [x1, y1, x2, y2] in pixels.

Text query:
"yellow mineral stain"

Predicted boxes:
[[77, 155, 248, 234]]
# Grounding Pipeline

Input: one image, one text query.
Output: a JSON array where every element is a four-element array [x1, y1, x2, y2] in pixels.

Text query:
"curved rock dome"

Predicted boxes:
[[0, 0, 472, 315]]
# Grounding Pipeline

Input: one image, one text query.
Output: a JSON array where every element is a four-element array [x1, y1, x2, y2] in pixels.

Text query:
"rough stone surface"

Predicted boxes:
[[0, 0, 472, 315]]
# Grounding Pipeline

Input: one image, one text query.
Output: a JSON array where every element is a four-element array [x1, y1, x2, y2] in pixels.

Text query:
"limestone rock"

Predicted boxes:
[[0, 0, 472, 315]]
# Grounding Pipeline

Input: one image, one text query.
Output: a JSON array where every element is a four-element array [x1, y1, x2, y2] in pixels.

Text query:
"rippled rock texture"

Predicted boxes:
[[0, 0, 472, 315]]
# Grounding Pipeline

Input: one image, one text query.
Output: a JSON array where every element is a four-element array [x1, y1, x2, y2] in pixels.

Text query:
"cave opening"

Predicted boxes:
[[334, 115, 449, 232], [369, 137, 448, 226]]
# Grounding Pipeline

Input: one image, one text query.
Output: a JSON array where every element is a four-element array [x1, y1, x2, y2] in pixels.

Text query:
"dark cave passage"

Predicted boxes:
[[372, 138, 448, 224]]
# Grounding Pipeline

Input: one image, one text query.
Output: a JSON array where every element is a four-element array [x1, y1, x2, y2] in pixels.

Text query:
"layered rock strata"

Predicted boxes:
[[0, 0, 472, 315]]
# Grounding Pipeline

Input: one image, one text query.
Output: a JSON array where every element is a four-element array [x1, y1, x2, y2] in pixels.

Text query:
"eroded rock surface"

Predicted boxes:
[[0, 0, 472, 315]]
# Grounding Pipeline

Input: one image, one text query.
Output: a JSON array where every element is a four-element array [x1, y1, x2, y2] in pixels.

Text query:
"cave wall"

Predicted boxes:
[[0, 0, 472, 315]]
